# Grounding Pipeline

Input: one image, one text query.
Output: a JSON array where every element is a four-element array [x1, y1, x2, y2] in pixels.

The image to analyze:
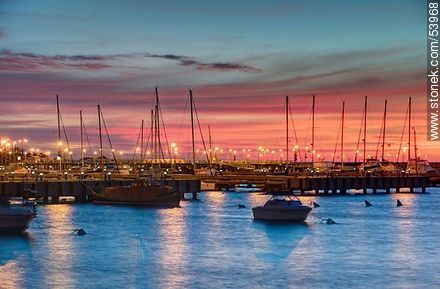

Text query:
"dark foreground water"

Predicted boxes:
[[1, 189, 439, 289]]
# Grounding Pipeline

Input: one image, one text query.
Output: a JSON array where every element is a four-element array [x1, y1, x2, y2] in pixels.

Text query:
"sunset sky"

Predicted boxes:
[[0, 0, 435, 161]]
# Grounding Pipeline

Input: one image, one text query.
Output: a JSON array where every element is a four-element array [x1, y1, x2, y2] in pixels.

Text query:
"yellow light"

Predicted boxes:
[[58, 141, 63, 146]]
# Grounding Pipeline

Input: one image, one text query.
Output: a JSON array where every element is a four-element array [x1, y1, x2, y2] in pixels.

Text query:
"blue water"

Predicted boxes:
[[1, 189, 440, 289]]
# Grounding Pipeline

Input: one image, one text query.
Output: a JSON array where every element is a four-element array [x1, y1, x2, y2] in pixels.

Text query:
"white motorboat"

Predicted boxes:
[[0, 198, 36, 233], [252, 194, 312, 222]]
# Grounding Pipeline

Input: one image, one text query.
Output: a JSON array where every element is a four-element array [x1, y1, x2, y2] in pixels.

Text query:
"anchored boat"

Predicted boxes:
[[91, 180, 180, 207], [252, 193, 312, 222], [0, 198, 36, 233]]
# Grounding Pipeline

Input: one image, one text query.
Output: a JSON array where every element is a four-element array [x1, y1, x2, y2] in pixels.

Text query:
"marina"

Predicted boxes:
[[0, 1, 438, 288], [1, 189, 439, 288]]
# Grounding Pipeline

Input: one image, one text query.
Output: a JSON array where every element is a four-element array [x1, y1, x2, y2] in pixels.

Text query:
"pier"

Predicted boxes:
[[200, 174, 433, 194], [0, 179, 201, 204], [0, 172, 435, 204]]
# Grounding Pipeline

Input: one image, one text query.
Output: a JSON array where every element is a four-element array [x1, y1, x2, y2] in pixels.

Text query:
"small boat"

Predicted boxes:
[[252, 194, 312, 222], [406, 158, 437, 175], [91, 180, 181, 207], [0, 198, 36, 233]]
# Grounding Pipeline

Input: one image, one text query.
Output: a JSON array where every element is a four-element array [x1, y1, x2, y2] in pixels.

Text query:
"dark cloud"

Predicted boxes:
[[146, 53, 261, 72], [0, 49, 113, 72], [0, 49, 261, 73]]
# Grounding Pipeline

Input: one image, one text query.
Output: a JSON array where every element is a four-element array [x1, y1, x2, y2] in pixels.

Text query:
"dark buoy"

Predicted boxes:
[[396, 199, 403, 207], [74, 228, 86, 236], [238, 204, 246, 209], [312, 202, 320, 208], [365, 200, 372, 207], [325, 218, 336, 224]]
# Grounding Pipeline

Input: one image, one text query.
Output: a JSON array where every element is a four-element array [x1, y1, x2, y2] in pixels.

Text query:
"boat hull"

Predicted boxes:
[[91, 184, 181, 207], [252, 206, 311, 222], [0, 214, 35, 233]]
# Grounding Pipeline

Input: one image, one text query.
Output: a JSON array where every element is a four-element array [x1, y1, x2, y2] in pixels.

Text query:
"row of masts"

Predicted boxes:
[[56, 92, 417, 173], [56, 88, 205, 175], [284, 95, 415, 168]]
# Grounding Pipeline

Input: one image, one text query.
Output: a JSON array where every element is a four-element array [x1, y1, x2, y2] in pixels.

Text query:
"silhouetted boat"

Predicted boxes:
[[252, 194, 312, 222], [91, 180, 180, 207]]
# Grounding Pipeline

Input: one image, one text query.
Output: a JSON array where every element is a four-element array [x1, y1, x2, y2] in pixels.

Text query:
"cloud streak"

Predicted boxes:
[[0, 50, 261, 73], [146, 53, 261, 72]]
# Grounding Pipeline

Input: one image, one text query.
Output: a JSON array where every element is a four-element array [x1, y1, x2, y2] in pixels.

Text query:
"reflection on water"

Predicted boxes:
[[253, 222, 309, 261], [43, 205, 75, 289], [0, 190, 439, 289], [155, 207, 189, 289], [0, 234, 32, 289]]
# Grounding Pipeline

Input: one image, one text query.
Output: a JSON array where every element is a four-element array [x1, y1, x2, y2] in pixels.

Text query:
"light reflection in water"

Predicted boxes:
[[390, 194, 418, 271], [156, 206, 188, 289], [43, 205, 75, 289], [0, 261, 21, 289]]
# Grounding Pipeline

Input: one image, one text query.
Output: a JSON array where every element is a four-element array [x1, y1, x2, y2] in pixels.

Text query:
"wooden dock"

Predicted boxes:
[[0, 179, 201, 204], [201, 174, 433, 194], [0, 174, 435, 204]]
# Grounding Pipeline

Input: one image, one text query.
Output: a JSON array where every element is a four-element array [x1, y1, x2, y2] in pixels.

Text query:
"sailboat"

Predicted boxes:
[[406, 127, 437, 175], [90, 88, 181, 207]]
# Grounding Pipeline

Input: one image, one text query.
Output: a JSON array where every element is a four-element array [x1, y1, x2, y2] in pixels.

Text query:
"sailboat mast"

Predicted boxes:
[[341, 101, 345, 171], [286, 96, 289, 164], [381, 99, 387, 162], [190, 89, 196, 171], [312, 94, 315, 164], [208, 124, 213, 163], [154, 87, 160, 164], [413, 127, 418, 173], [408, 97, 412, 161], [80, 110, 84, 172], [97, 105, 104, 178], [56, 95, 62, 171], [363, 95, 367, 169], [149, 109, 154, 163], [140, 119, 144, 162]]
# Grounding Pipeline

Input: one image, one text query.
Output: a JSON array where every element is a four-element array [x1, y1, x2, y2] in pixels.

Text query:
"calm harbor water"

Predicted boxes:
[[1, 189, 439, 289]]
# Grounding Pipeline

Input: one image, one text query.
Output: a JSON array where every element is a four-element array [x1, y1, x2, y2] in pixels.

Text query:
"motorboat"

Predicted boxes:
[[406, 158, 437, 175], [0, 199, 36, 233], [252, 193, 312, 222]]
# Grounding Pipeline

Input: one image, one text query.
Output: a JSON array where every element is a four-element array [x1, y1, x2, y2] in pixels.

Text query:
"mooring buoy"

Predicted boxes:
[[325, 218, 336, 224], [365, 200, 372, 207], [238, 204, 246, 209], [396, 199, 403, 207], [312, 201, 320, 208], [74, 228, 87, 236]]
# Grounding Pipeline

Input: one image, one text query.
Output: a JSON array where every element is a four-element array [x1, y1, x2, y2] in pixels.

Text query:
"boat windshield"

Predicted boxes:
[[265, 195, 303, 207]]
